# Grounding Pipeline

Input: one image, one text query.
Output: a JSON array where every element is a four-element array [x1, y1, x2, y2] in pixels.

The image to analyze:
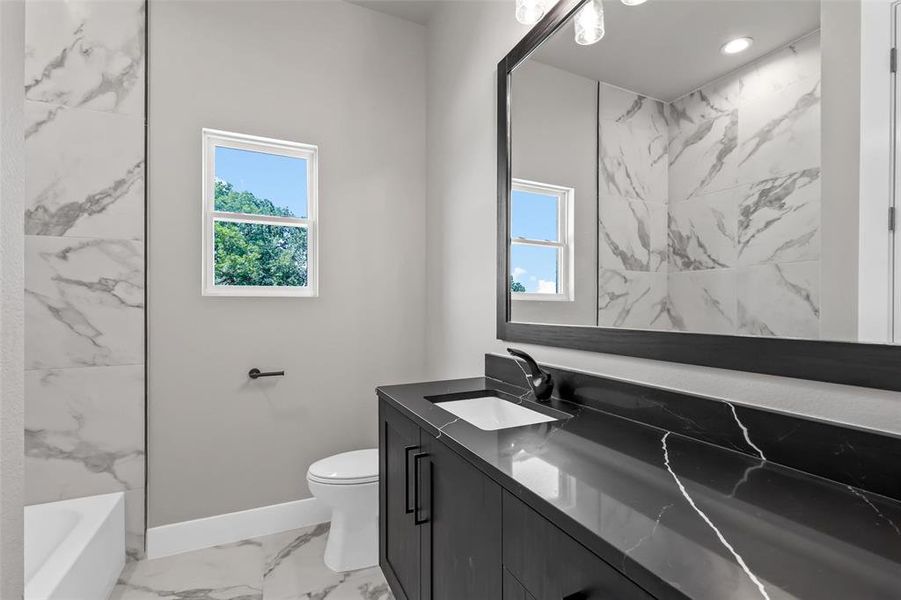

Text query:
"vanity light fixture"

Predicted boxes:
[[574, 0, 605, 45], [621, 0, 648, 5], [721, 36, 753, 55], [516, 0, 547, 25]]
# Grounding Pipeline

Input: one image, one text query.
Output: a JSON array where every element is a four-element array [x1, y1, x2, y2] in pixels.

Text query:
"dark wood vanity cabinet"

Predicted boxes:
[[502, 492, 654, 600], [379, 399, 652, 600], [379, 402, 503, 600]]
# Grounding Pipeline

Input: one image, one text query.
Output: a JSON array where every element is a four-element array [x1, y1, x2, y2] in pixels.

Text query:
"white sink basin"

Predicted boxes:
[[436, 396, 559, 431]]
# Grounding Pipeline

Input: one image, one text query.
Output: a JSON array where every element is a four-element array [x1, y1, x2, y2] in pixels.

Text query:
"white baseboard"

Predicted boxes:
[[146, 497, 331, 559]]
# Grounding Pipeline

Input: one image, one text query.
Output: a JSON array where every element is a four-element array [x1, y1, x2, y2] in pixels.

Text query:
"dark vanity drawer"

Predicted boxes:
[[502, 492, 653, 600]]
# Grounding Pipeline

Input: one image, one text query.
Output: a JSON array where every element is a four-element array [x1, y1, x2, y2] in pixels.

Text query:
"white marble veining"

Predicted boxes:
[[669, 77, 738, 126], [598, 270, 672, 330], [737, 261, 820, 339], [667, 110, 739, 202], [112, 524, 392, 600], [25, 0, 146, 115], [600, 116, 667, 205], [599, 83, 668, 136], [25, 100, 144, 238], [740, 32, 820, 104], [668, 188, 738, 271], [661, 433, 771, 600], [668, 270, 737, 334], [25, 236, 144, 369], [598, 196, 666, 272], [737, 169, 820, 266]]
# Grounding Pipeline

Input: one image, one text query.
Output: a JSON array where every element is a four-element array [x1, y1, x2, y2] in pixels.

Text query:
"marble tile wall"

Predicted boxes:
[[23, 0, 146, 558], [599, 31, 821, 338]]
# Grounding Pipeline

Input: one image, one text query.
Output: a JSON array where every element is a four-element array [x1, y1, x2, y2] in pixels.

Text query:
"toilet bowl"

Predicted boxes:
[[306, 448, 379, 572]]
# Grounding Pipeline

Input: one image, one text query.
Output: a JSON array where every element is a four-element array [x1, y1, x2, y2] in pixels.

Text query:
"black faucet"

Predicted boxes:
[[507, 348, 554, 402]]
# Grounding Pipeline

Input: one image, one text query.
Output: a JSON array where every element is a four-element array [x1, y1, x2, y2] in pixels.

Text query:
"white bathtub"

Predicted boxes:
[[25, 492, 126, 600]]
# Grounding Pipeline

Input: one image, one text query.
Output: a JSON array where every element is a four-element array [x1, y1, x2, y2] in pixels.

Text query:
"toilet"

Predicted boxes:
[[306, 448, 379, 572]]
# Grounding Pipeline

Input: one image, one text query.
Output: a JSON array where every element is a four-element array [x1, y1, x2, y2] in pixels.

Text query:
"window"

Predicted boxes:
[[510, 179, 573, 301], [202, 129, 318, 297]]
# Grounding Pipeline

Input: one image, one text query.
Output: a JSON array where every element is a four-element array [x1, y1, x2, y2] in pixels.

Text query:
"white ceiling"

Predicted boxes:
[[531, 0, 820, 102], [346, 0, 443, 25]]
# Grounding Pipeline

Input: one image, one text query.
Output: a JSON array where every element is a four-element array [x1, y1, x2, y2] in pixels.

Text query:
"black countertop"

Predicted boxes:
[[376, 377, 901, 600]]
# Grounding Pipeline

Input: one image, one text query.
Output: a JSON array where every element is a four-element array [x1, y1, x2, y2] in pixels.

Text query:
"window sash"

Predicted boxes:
[[510, 178, 574, 301], [202, 128, 319, 297]]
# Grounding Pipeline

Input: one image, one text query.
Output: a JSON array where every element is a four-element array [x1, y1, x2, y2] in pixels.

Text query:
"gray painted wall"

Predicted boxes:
[[0, 0, 25, 596], [148, 0, 427, 526], [425, 0, 901, 437], [510, 60, 598, 326]]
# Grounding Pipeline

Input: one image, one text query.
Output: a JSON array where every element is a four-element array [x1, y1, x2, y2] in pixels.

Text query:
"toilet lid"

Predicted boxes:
[[307, 449, 379, 484]]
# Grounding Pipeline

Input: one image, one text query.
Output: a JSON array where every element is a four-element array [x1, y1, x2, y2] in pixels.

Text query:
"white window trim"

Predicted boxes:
[[201, 128, 319, 298], [510, 178, 575, 302]]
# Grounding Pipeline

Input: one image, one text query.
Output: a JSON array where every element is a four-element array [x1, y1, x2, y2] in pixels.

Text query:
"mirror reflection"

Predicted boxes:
[[508, 0, 894, 343]]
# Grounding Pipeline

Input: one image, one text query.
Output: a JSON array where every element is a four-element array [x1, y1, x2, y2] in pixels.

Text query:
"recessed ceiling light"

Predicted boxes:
[[621, 0, 648, 5], [721, 37, 753, 55]]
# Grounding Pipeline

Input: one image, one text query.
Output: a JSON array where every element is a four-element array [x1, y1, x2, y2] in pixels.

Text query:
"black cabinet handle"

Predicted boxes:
[[413, 452, 430, 525], [563, 593, 588, 600], [248, 368, 285, 379], [404, 445, 419, 514]]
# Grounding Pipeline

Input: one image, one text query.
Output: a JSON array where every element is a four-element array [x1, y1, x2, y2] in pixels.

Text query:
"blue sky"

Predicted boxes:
[[511, 189, 558, 293], [216, 147, 308, 217]]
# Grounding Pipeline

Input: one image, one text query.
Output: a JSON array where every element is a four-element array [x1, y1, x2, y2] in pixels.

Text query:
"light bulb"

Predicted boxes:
[[721, 37, 753, 55], [516, 0, 547, 25], [621, 0, 647, 5], [575, 0, 605, 45]]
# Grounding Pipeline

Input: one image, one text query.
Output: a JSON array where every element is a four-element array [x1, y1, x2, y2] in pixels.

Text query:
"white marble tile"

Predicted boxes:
[[25, 236, 144, 369], [111, 539, 264, 600], [25, 101, 144, 238], [125, 487, 146, 561], [261, 524, 392, 600], [668, 111, 739, 202], [599, 82, 668, 136], [669, 76, 739, 126], [25, 365, 144, 503], [737, 169, 820, 266], [737, 261, 820, 339], [737, 77, 820, 184], [598, 196, 651, 271], [25, 0, 146, 115], [600, 119, 667, 204], [598, 270, 672, 330], [668, 188, 738, 271], [740, 31, 820, 103], [668, 270, 737, 334]]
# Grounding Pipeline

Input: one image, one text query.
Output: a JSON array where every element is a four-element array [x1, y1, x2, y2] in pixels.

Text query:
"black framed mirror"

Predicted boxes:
[[497, 0, 901, 391]]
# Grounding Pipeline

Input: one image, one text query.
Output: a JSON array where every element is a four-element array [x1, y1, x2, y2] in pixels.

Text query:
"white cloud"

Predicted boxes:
[[512, 267, 527, 280], [537, 280, 557, 294]]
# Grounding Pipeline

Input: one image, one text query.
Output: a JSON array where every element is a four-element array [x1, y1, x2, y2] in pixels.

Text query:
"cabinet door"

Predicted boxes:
[[380, 402, 423, 600], [420, 432, 503, 600], [503, 491, 654, 600]]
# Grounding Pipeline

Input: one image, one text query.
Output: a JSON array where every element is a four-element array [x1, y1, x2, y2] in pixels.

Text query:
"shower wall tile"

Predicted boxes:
[[598, 196, 666, 272], [736, 78, 821, 184], [125, 487, 146, 560], [668, 77, 738, 125], [25, 236, 144, 369], [25, 0, 145, 116], [667, 110, 739, 202], [599, 121, 667, 204], [25, 101, 144, 239], [598, 83, 668, 136], [737, 261, 820, 339], [668, 269, 737, 334], [25, 365, 144, 504], [740, 32, 820, 103], [737, 169, 821, 266], [598, 269, 672, 330], [668, 187, 738, 271]]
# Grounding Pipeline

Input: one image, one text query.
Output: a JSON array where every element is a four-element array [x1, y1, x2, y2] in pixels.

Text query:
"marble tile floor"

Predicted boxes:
[[110, 522, 394, 600]]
